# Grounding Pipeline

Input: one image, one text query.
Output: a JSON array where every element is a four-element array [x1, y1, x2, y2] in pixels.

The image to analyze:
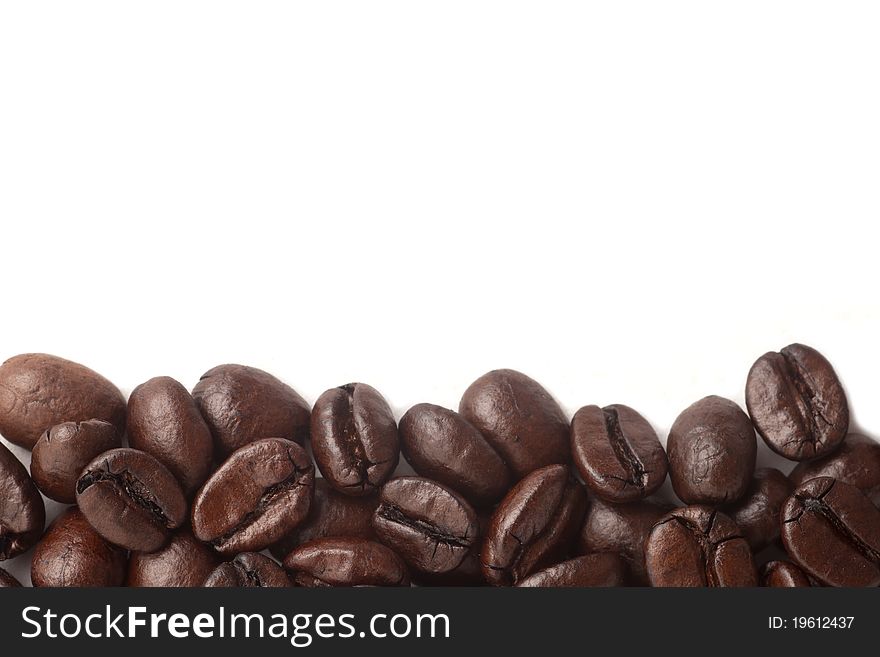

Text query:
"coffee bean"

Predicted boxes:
[[400, 403, 511, 506], [373, 476, 479, 574], [203, 553, 291, 587], [30, 419, 121, 503], [645, 506, 757, 587], [746, 344, 849, 461], [460, 369, 570, 479], [577, 496, 673, 586], [127, 529, 220, 587], [311, 383, 399, 496], [31, 507, 127, 587], [761, 560, 812, 587], [283, 537, 410, 587], [517, 553, 628, 587], [667, 396, 756, 505], [781, 477, 880, 587], [415, 549, 487, 587], [128, 376, 214, 496], [192, 438, 314, 555], [0, 353, 126, 449], [789, 433, 880, 505], [481, 464, 587, 586], [270, 479, 378, 560], [192, 364, 311, 457], [76, 447, 187, 552], [0, 440, 45, 559], [0, 566, 21, 587], [571, 404, 667, 503], [724, 468, 792, 552]]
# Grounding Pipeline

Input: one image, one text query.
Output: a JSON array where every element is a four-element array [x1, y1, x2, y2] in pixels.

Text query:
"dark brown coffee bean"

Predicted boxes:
[[270, 479, 378, 560], [0, 354, 126, 449], [761, 560, 812, 587], [192, 438, 314, 555], [667, 396, 756, 505], [577, 496, 673, 586], [76, 447, 187, 552], [414, 549, 486, 586], [746, 343, 849, 461], [400, 403, 511, 506], [31, 507, 127, 587], [481, 464, 587, 586], [283, 537, 410, 587], [127, 376, 214, 496], [0, 566, 21, 587], [192, 364, 310, 457], [126, 529, 219, 587], [517, 553, 628, 587], [373, 476, 479, 574], [789, 433, 880, 505], [781, 477, 880, 587], [724, 467, 792, 552], [0, 440, 45, 559], [311, 383, 399, 496], [30, 419, 121, 503], [645, 506, 757, 587], [203, 553, 291, 587], [571, 404, 667, 503], [459, 369, 570, 479]]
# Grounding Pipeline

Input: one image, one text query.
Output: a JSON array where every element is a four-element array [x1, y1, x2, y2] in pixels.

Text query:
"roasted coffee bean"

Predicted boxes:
[[481, 464, 587, 586], [790, 433, 880, 505], [311, 383, 399, 496], [415, 549, 486, 586], [270, 479, 378, 560], [746, 343, 849, 461], [0, 566, 21, 587], [128, 376, 214, 496], [203, 553, 291, 587], [0, 440, 45, 559], [781, 477, 880, 587], [31, 507, 127, 587], [127, 529, 220, 587], [400, 403, 511, 506], [571, 404, 667, 503], [283, 537, 410, 587], [645, 506, 757, 587], [761, 560, 812, 587], [192, 364, 311, 457], [76, 448, 187, 552], [460, 369, 569, 479], [192, 438, 314, 555], [577, 496, 672, 586], [667, 396, 756, 505], [30, 419, 121, 503], [0, 353, 125, 449], [517, 553, 627, 587], [373, 476, 479, 574], [724, 468, 792, 552]]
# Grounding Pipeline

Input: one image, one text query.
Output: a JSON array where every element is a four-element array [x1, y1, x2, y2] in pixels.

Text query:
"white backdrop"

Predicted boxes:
[[2, 2, 879, 585]]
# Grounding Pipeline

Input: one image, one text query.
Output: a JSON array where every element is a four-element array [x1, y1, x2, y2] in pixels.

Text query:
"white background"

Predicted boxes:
[[1, 2, 879, 585]]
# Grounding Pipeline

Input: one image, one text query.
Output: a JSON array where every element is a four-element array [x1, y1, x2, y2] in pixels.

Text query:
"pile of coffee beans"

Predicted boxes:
[[1, 345, 879, 588]]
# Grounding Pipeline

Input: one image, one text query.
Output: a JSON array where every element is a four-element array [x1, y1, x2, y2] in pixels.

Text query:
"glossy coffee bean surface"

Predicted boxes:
[[128, 376, 214, 496], [192, 438, 314, 555], [571, 404, 667, 502], [517, 553, 627, 587], [667, 396, 756, 505], [460, 369, 570, 479], [789, 433, 880, 505], [781, 477, 880, 587], [203, 553, 291, 587], [0, 440, 46, 559], [746, 344, 849, 460], [76, 448, 187, 552], [645, 506, 757, 587], [311, 383, 399, 496], [724, 468, 792, 552], [0, 353, 126, 449], [761, 560, 812, 588], [127, 529, 220, 587], [30, 419, 121, 503], [192, 364, 311, 457], [283, 537, 410, 587]]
